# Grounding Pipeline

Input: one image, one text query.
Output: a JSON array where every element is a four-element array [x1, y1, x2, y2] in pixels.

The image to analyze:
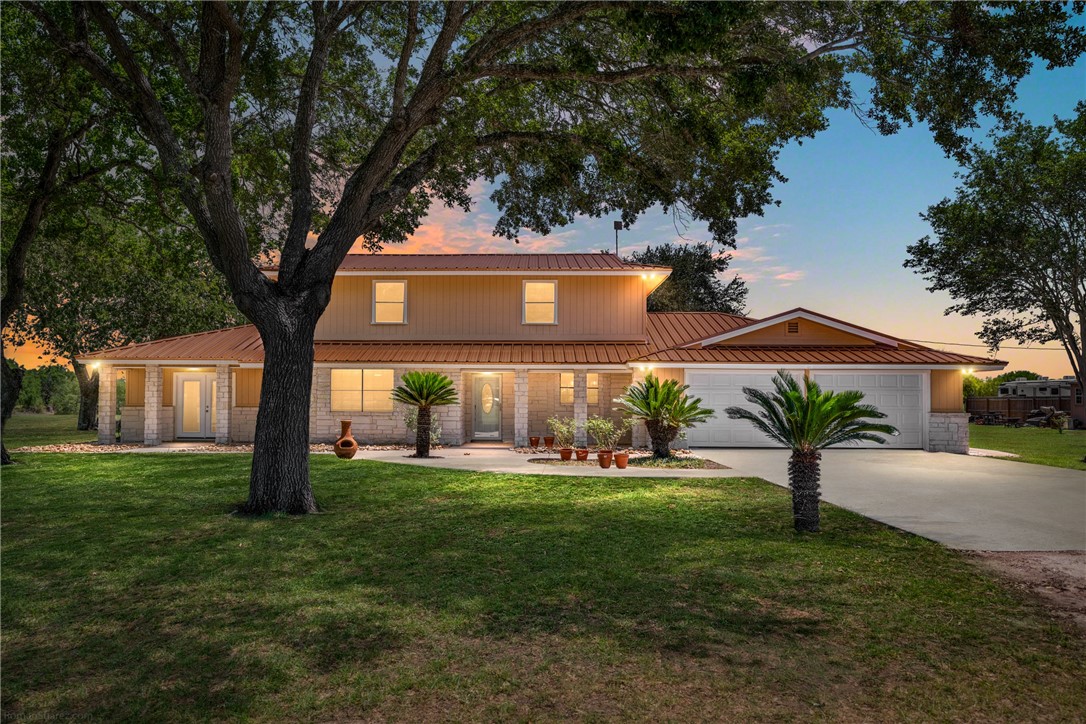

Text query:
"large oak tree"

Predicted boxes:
[[21, 1, 1084, 512]]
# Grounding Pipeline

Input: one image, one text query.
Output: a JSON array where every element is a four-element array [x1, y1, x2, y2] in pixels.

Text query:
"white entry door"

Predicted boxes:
[[175, 373, 217, 439]]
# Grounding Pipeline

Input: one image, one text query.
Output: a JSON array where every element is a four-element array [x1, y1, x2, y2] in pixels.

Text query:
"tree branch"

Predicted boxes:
[[392, 1, 419, 117]]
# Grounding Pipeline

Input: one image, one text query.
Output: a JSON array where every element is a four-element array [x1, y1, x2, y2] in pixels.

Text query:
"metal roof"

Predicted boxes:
[[262, 252, 671, 273], [81, 312, 1004, 368]]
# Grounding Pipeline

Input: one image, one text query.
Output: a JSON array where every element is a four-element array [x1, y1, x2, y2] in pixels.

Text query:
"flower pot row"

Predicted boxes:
[[528, 436, 555, 448], [558, 447, 629, 469]]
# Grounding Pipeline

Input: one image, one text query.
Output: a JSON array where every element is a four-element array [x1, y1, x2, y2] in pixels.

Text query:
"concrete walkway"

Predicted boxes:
[[698, 449, 1086, 552]]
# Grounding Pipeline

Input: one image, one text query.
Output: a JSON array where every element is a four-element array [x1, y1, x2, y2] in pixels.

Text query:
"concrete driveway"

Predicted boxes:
[[698, 449, 1086, 552]]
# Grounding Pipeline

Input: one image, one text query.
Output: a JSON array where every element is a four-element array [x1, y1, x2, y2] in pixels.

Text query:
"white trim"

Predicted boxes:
[[921, 370, 931, 450], [76, 359, 239, 366], [371, 279, 407, 325], [522, 279, 558, 325], [686, 310, 901, 348], [636, 362, 1003, 371], [312, 362, 631, 372], [265, 270, 670, 278]]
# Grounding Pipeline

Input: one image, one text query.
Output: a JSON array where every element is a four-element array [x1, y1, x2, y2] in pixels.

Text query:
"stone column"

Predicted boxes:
[[215, 365, 231, 444], [630, 367, 649, 449], [514, 369, 529, 447], [97, 365, 115, 445], [143, 364, 162, 446], [927, 412, 969, 454], [573, 370, 588, 447]]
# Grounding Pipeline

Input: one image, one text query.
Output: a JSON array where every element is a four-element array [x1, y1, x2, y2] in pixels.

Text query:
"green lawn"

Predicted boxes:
[[3, 413, 97, 449], [970, 424, 1086, 470], [3, 455, 1084, 721]]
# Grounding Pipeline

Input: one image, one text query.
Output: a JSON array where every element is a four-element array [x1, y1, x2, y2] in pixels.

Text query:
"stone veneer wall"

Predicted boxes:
[[120, 407, 144, 443], [927, 412, 969, 454], [231, 407, 259, 443], [527, 372, 633, 445], [308, 367, 466, 445]]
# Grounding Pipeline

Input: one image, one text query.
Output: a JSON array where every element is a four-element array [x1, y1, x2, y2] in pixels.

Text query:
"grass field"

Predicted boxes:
[[3, 453, 1084, 721], [970, 424, 1086, 470], [3, 413, 97, 449]]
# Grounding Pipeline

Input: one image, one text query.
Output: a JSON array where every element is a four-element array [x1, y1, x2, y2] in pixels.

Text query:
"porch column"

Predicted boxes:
[[143, 364, 162, 446], [573, 370, 588, 447], [514, 369, 529, 447], [630, 367, 649, 449], [96, 365, 115, 445], [215, 365, 231, 444]]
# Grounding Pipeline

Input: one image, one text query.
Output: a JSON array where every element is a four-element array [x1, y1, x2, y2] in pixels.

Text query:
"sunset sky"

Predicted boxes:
[[10, 52, 1083, 379]]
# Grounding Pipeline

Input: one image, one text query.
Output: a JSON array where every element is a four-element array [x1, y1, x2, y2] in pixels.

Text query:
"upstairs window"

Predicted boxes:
[[331, 368, 395, 412], [560, 372, 598, 405], [523, 280, 557, 324], [373, 281, 406, 324]]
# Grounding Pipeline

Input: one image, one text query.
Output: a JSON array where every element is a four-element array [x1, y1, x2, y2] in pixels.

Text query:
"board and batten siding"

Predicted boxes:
[[930, 369, 964, 413], [234, 368, 262, 407], [713, 319, 877, 347], [315, 274, 649, 342], [123, 368, 146, 406]]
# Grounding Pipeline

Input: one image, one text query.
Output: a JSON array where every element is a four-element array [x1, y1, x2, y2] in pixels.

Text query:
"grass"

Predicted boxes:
[[3, 413, 97, 449], [4, 454, 1085, 721], [970, 424, 1086, 470]]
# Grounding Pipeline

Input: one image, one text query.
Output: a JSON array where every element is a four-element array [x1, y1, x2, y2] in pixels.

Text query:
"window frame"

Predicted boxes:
[[371, 279, 407, 325], [522, 279, 558, 325], [330, 367, 396, 412], [559, 372, 598, 405]]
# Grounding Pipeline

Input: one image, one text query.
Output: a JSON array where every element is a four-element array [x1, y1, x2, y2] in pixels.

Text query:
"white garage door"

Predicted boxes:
[[683, 370, 923, 449]]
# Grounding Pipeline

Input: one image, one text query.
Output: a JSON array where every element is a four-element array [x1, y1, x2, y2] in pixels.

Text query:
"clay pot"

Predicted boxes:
[[597, 450, 613, 469], [559, 447, 573, 461], [529, 436, 540, 448], [334, 419, 359, 459], [614, 452, 629, 469], [544, 436, 555, 449], [575, 449, 589, 461]]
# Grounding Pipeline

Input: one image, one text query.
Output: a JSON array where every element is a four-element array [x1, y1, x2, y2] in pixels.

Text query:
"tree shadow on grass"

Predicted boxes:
[[1, 454, 969, 720]]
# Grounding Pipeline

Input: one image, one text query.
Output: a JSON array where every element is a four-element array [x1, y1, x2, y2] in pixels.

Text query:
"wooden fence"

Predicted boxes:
[[965, 396, 1073, 420]]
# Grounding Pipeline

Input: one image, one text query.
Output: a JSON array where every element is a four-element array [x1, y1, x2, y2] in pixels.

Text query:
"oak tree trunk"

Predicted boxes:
[[73, 360, 99, 431], [240, 301, 324, 515], [1, 353, 24, 465], [415, 406, 432, 458], [645, 419, 678, 459], [788, 450, 822, 533]]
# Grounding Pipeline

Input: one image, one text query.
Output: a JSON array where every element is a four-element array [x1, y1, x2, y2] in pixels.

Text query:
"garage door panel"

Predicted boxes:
[[687, 370, 923, 449]]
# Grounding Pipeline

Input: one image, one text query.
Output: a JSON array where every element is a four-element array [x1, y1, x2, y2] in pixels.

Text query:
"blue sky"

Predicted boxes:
[[396, 53, 1085, 378]]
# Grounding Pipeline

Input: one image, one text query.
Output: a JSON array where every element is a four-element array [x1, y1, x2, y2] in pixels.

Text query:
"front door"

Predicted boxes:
[[175, 373, 216, 439], [473, 375, 501, 440]]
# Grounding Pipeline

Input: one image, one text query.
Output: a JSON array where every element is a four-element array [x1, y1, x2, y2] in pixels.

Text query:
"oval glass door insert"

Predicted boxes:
[[481, 383, 494, 414]]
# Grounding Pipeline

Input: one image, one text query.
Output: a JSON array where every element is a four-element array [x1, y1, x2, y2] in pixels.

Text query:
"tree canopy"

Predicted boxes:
[[906, 104, 1086, 390], [20, 0, 1086, 511], [626, 242, 748, 315]]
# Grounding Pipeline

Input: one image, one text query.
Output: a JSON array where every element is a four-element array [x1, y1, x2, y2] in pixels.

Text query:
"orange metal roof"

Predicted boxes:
[[82, 312, 1004, 368], [262, 252, 670, 273]]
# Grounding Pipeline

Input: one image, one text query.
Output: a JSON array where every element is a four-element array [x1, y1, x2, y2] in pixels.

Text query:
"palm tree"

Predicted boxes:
[[616, 373, 714, 459], [725, 371, 899, 533], [391, 371, 459, 458]]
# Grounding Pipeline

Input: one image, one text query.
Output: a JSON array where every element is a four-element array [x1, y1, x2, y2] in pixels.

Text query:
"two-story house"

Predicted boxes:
[[80, 252, 1006, 453]]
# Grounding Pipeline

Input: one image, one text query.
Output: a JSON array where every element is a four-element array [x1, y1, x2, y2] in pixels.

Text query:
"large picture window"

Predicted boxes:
[[373, 281, 406, 324], [559, 372, 598, 405], [523, 280, 556, 324], [331, 369, 395, 412]]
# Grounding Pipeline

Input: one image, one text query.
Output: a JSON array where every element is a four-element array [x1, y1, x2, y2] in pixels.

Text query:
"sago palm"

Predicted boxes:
[[391, 371, 459, 458], [725, 371, 898, 533], [616, 373, 714, 458]]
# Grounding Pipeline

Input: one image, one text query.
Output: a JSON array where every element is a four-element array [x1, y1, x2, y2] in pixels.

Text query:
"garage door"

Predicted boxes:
[[683, 370, 923, 449]]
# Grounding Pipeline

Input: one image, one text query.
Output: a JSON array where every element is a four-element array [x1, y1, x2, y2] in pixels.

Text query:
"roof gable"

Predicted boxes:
[[686, 309, 902, 349]]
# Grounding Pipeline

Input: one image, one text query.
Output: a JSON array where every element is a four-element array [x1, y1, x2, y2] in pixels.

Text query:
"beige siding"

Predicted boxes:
[[714, 319, 876, 347], [124, 368, 146, 406], [931, 369, 964, 412], [315, 274, 649, 341], [234, 369, 262, 407]]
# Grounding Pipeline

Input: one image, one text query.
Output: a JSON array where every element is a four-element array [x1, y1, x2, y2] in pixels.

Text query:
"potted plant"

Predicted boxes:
[[614, 450, 630, 469], [543, 435, 555, 448], [585, 415, 630, 469], [529, 435, 540, 448], [546, 416, 577, 461]]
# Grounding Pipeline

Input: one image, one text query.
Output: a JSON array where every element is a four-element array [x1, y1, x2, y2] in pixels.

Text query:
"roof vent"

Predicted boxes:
[[786, 321, 800, 335]]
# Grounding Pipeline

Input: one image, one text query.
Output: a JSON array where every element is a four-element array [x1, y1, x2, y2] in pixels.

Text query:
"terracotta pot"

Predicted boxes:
[[614, 452, 629, 469], [529, 436, 540, 448], [544, 436, 555, 448], [575, 449, 589, 461], [597, 450, 613, 469], [559, 447, 573, 461], [334, 419, 359, 459]]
